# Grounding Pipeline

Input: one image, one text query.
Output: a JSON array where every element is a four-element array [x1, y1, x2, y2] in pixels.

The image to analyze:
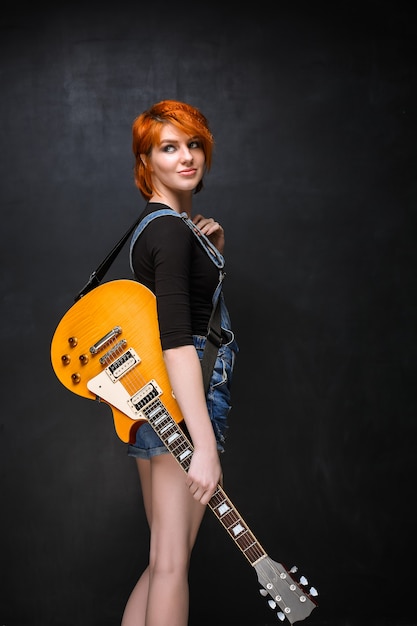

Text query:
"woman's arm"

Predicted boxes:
[[163, 344, 222, 505]]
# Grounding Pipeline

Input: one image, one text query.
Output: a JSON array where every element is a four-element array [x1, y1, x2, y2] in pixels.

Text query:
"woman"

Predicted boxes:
[[121, 100, 238, 626]]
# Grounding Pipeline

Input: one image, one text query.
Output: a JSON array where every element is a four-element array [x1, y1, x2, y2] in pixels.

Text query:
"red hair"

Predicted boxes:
[[132, 100, 214, 200]]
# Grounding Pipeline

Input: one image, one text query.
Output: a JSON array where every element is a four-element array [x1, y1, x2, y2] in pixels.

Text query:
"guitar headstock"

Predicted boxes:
[[254, 556, 318, 624]]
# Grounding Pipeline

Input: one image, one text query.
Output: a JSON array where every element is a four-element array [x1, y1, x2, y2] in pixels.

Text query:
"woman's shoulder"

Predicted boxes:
[[144, 204, 189, 232]]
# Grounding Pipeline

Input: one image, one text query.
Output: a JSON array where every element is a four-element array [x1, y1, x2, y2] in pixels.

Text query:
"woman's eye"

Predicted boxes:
[[163, 144, 176, 152], [189, 141, 200, 149]]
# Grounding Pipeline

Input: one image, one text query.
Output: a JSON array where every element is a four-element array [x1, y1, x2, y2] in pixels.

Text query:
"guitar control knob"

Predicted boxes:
[[71, 373, 81, 384], [79, 354, 89, 364], [61, 354, 71, 365], [68, 337, 78, 347]]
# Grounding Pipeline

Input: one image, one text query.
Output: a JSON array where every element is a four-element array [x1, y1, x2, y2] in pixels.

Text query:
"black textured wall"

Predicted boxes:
[[1, 2, 416, 625]]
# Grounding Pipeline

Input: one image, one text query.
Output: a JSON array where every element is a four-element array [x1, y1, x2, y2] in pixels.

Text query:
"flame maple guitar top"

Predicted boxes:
[[50, 279, 184, 443]]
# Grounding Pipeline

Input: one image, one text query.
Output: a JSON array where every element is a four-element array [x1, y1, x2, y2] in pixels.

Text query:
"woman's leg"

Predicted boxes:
[[121, 453, 207, 626], [121, 459, 152, 626]]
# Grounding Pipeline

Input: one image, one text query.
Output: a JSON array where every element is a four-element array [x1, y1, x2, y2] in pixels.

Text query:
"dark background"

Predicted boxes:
[[1, 1, 416, 625]]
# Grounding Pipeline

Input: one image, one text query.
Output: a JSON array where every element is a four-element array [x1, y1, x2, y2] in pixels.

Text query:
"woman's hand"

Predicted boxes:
[[193, 214, 225, 254], [185, 447, 222, 505], [163, 345, 222, 505]]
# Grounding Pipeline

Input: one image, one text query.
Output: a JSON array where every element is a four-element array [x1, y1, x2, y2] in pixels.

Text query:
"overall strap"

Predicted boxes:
[[129, 208, 180, 272]]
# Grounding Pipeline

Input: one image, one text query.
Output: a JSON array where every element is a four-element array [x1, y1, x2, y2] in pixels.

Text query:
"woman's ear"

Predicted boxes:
[[140, 154, 150, 169]]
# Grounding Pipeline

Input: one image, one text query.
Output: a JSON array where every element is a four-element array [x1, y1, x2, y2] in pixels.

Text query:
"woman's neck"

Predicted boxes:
[[149, 190, 193, 217]]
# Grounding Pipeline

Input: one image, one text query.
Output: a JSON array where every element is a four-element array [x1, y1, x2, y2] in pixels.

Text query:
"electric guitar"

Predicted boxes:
[[50, 279, 318, 624]]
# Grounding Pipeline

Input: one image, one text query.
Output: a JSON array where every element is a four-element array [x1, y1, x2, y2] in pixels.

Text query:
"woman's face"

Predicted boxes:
[[144, 123, 205, 196]]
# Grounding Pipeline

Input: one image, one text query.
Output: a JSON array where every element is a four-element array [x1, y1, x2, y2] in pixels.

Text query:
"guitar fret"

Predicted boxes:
[[219, 510, 241, 528], [246, 546, 265, 561], [179, 449, 193, 462], [149, 407, 164, 420], [146, 404, 194, 471], [159, 424, 172, 435], [166, 432, 180, 444], [217, 502, 231, 516], [236, 533, 255, 550], [238, 533, 261, 553], [232, 523, 245, 536], [168, 435, 190, 457]]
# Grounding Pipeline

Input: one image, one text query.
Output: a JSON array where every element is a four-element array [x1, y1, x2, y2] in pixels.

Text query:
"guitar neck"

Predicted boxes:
[[142, 398, 267, 567]]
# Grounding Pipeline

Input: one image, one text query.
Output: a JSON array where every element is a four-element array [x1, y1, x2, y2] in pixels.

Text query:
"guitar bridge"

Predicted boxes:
[[99, 339, 127, 364], [128, 380, 162, 417]]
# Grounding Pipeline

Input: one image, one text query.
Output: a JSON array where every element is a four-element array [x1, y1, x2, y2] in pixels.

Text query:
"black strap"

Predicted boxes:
[[201, 297, 222, 394], [74, 216, 141, 302]]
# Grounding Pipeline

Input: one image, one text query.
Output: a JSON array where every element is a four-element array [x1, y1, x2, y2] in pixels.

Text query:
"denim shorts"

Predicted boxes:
[[127, 335, 238, 460]]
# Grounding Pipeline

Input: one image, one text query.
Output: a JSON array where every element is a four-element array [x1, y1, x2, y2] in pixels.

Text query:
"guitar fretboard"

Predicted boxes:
[[142, 398, 267, 567]]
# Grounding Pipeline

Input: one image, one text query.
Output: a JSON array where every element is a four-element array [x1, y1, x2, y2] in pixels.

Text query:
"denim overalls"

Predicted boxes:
[[127, 208, 238, 458]]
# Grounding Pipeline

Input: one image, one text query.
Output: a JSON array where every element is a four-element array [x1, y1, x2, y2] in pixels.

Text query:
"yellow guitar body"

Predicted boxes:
[[50, 279, 184, 443]]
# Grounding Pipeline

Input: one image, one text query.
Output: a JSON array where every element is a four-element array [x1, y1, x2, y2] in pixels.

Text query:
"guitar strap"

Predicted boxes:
[[74, 209, 223, 394], [200, 291, 222, 393], [74, 215, 142, 302]]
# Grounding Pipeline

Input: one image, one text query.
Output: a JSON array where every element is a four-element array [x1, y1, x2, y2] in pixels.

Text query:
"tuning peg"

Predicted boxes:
[[300, 575, 308, 585], [259, 588, 268, 596], [277, 611, 286, 621], [268, 599, 277, 609], [289, 565, 298, 573], [310, 586, 319, 596]]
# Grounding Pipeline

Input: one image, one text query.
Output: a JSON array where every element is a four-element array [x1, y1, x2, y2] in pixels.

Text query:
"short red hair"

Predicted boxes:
[[132, 100, 214, 200]]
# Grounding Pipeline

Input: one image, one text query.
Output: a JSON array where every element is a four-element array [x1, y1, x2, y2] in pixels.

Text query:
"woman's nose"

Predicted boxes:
[[180, 145, 193, 161]]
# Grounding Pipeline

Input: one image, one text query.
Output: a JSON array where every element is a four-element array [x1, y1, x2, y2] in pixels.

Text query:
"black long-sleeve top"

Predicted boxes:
[[130, 203, 219, 351]]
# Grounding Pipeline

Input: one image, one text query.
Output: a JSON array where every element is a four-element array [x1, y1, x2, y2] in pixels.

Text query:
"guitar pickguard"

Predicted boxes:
[[87, 370, 137, 420], [87, 366, 164, 424]]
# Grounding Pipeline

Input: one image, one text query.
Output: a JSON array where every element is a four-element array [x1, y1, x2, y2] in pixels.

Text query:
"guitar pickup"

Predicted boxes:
[[106, 348, 141, 382], [128, 380, 162, 416]]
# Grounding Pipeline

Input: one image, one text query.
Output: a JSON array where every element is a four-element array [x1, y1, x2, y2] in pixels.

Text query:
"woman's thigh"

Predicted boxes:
[[146, 454, 206, 563]]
